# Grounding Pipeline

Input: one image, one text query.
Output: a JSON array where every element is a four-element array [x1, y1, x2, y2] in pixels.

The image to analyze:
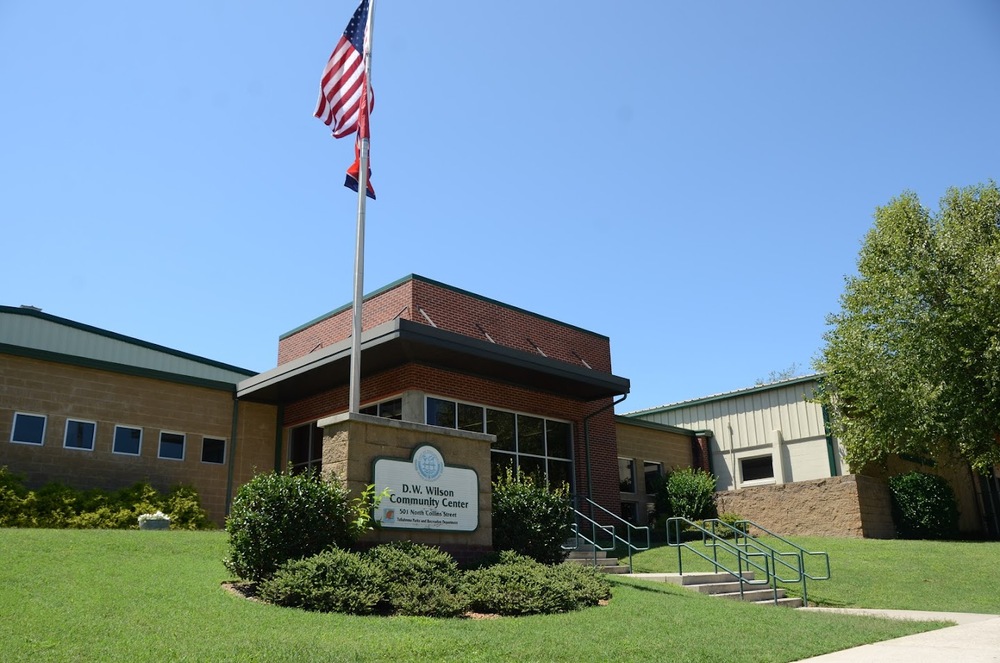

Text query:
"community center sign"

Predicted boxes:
[[373, 445, 478, 531]]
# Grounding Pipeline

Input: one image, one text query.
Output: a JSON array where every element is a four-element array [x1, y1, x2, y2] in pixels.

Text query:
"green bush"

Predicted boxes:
[[656, 468, 718, 521], [888, 471, 959, 540], [0, 468, 210, 529], [465, 551, 610, 616], [364, 542, 468, 617], [258, 548, 384, 615], [491, 468, 572, 564], [224, 469, 375, 582]]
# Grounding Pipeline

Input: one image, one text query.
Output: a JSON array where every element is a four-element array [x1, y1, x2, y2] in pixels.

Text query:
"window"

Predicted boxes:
[[113, 425, 142, 456], [619, 458, 636, 493], [426, 396, 574, 490], [621, 501, 638, 524], [64, 419, 96, 451], [11, 412, 46, 445], [359, 397, 403, 420], [643, 461, 664, 494], [158, 431, 185, 461], [289, 423, 323, 474], [201, 437, 226, 464], [741, 455, 774, 482]]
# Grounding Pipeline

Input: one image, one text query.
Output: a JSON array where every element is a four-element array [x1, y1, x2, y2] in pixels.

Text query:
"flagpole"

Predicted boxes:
[[348, 0, 376, 414]]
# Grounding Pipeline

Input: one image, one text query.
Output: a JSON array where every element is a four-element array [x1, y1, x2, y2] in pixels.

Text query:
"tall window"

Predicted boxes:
[[618, 457, 636, 493], [11, 413, 46, 445], [113, 425, 142, 455], [425, 397, 574, 489], [64, 419, 96, 451], [289, 423, 323, 474], [158, 432, 185, 461], [643, 461, 664, 494]]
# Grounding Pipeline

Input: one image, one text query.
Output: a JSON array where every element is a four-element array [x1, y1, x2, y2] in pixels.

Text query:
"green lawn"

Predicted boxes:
[[629, 536, 1000, 614], [0, 529, 955, 662]]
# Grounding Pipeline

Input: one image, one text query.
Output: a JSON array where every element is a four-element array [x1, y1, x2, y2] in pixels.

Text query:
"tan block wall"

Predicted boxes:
[[0, 354, 278, 525], [715, 475, 896, 538], [319, 413, 493, 551], [616, 421, 694, 525]]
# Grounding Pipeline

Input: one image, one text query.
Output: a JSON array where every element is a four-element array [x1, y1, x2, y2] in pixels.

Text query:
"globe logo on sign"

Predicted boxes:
[[414, 446, 444, 481]]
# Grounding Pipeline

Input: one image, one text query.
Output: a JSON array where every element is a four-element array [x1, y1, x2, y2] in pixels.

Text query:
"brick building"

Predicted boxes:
[[2, 275, 635, 533]]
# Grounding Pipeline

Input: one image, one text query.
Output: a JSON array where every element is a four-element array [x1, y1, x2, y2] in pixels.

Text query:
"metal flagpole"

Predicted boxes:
[[348, 0, 376, 414]]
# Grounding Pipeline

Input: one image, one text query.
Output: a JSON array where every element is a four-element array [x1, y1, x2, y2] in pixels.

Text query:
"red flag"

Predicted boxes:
[[345, 86, 375, 199]]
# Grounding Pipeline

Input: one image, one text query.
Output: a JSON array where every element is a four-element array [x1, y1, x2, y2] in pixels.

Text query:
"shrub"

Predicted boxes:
[[0, 469, 211, 530], [491, 468, 572, 564], [656, 468, 718, 521], [224, 469, 375, 581], [364, 542, 468, 617], [888, 471, 959, 539], [258, 548, 384, 615], [465, 551, 610, 616]]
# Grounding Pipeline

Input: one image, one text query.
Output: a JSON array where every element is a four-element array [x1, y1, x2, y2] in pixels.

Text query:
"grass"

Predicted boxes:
[[0, 529, 947, 662], [629, 536, 1000, 614]]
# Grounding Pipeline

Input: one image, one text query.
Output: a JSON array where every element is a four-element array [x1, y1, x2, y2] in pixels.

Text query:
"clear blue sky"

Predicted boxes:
[[2, 1, 998, 412]]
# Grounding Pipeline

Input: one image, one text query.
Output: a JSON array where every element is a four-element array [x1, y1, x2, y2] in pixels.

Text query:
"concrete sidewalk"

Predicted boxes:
[[796, 607, 1000, 662]]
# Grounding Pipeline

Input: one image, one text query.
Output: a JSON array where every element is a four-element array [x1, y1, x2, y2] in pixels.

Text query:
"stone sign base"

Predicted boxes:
[[318, 412, 494, 562]]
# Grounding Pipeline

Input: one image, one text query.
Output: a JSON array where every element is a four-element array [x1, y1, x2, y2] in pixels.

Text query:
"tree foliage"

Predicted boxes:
[[815, 182, 1000, 473]]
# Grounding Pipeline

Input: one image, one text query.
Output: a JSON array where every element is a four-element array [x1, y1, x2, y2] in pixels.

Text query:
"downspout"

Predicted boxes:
[[224, 392, 240, 517], [821, 404, 838, 477], [273, 405, 285, 471], [583, 393, 628, 510]]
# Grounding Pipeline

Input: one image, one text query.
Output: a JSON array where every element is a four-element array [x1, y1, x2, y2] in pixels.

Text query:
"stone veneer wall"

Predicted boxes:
[[318, 412, 494, 563], [715, 474, 896, 538]]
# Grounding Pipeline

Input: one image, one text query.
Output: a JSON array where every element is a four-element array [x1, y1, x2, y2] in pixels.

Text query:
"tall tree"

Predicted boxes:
[[816, 182, 1000, 473]]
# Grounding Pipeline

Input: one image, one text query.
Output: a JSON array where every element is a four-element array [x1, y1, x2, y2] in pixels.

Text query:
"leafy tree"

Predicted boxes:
[[815, 182, 1000, 473]]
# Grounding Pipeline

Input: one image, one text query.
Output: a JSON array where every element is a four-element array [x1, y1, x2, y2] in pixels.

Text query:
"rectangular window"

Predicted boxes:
[[487, 409, 516, 451], [289, 423, 323, 474], [545, 420, 572, 459], [202, 437, 226, 464], [64, 419, 96, 451], [619, 457, 636, 493], [741, 455, 774, 482], [517, 415, 545, 455], [621, 501, 638, 524], [644, 461, 664, 494], [158, 431, 185, 461], [112, 425, 142, 456], [426, 397, 456, 428], [360, 397, 403, 420], [11, 412, 46, 445], [457, 403, 484, 433]]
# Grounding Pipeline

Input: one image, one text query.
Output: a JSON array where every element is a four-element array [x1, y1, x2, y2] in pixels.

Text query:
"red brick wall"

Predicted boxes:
[[277, 276, 611, 373]]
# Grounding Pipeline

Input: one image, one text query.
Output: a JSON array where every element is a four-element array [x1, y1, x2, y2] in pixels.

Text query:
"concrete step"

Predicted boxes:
[[623, 572, 803, 606], [714, 588, 787, 603], [565, 550, 609, 561], [565, 556, 621, 567], [628, 572, 756, 586]]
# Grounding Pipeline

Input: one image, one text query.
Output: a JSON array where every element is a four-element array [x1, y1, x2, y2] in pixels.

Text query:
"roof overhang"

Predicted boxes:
[[237, 318, 629, 405]]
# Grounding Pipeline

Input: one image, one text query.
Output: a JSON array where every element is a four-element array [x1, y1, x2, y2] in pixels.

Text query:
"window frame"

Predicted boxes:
[[112, 425, 143, 456], [739, 454, 775, 485], [63, 418, 97, 452], [288, 422, 323, 474], [157, 431, 186, 461], [10, 412, 47, 446], [201, 436, 226, 465], [618, 457, 637, 493], [424, 395, 575, 489]]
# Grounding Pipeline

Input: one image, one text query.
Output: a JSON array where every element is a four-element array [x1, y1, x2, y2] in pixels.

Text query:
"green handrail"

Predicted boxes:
[[731, 519, 831, 606], [666, 517, 774, 603], [563, 512, 616, 569], [573, 497, 652, 573]]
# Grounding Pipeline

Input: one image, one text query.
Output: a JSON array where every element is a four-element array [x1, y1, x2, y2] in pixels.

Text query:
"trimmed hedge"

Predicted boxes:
[[258, 547, 384, 615], [224, 469, 375, 582], [888, 471, 959, 540], [0, 467, 211, 529], [365, 541, 468, 617], [491, 468, 572, 564]]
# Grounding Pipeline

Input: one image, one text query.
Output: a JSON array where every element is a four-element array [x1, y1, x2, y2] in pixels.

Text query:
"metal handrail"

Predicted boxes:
[[563, 509, 617, 569], [575, 497, 650, 572], [733, 519, 831, 606], [703, 519, 804, 584], [666, 517, 776, 603]]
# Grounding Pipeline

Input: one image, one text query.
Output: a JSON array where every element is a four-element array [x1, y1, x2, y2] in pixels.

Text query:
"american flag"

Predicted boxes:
[[314, 0, 373, 139]]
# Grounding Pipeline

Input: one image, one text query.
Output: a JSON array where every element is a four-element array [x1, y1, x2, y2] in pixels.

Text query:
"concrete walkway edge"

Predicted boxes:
[[795, 607, 1000, 662]]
